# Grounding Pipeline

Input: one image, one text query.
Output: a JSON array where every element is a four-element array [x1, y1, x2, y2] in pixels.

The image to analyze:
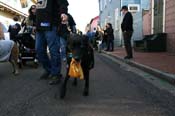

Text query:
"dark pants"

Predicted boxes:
[[36, 27, 61, 76], [123, 31, 133, 57], [106, 38, 114, 51]]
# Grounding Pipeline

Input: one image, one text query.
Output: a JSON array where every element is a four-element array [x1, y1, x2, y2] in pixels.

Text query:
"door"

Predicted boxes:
[[153, 0, 164, 33]]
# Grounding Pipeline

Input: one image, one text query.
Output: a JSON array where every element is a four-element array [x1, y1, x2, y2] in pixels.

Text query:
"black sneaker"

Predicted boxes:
[[40, 71, 50, 80], [49, 75, 62, 85], [124, 56, 133, 59]]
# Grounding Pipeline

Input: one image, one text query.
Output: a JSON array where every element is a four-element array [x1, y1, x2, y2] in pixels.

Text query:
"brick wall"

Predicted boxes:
[[165, 0, 175, 53]]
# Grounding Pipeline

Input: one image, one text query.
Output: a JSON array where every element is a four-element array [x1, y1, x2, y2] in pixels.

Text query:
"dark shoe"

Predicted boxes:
[[124, 56, 133, 59], [49, 75, 61, 85], [110, 49, 114, 52], [40, 71, 50, 80]]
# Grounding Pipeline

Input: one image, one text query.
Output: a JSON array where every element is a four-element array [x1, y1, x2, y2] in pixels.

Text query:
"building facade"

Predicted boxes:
[[100, 0, 175, 53], [143, 0, 175, 53], [99, 0, 121, 46], [164, 0, 175, 53], [90, 16, 99, 31], [99, 0, 150, 46], [0, 0, 35, 26]]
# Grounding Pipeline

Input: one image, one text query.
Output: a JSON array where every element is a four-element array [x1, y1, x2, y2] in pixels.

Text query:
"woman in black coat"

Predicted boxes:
[[105, 23, 114, 51]]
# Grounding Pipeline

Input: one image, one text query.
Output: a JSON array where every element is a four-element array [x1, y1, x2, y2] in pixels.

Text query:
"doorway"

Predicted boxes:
[[153, 0, 164, 33]]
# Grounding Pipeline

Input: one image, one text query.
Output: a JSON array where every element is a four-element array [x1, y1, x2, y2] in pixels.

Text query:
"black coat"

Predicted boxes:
[[121, 12, 133, 32], [36, 0, 69, 31], [106, 27, 114, 40], [8, 23, 21, 41]]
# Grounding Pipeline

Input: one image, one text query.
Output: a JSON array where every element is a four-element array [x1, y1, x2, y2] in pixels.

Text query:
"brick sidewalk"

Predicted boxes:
[[109, 47, 175, 74]]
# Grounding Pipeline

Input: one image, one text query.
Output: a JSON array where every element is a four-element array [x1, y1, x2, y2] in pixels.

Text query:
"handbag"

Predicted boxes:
[[68, 58, 84, 80]]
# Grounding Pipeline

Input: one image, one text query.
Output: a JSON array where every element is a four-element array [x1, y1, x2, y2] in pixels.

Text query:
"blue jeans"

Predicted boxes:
[[60, 37, 67, 60], [36, 27, 61, 76]]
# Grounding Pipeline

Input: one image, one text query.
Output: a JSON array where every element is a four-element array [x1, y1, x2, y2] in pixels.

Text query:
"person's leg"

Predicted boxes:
[[123, 32, 129, 57], [60, 37, 67, 61], [97, 40, 102, 52], [45, 27, 61, 84], [106, 39, 110, 51], [127, 32, 133, 57], [111, 39, 114, 51], [36, 31, 51, 78], [99, 40, 102, 52], [108, 38, 112, 51], [123, 32, 133, 58]]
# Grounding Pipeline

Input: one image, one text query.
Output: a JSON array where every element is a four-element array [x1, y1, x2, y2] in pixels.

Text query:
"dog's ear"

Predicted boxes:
[[67, 33, 81, 50], [81, 35, 90, 47]]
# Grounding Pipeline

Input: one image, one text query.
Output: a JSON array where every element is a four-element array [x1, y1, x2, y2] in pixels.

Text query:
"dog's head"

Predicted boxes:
[[67, 33, 94, 69], [67, 34, 89, 60]]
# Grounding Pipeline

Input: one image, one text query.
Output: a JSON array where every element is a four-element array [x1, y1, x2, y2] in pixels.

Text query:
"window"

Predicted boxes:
[[128, 4, 140, 12]]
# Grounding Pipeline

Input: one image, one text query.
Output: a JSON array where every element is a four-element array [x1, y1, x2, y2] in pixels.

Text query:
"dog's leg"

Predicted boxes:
[[60, 67, 70, 99], [83, 70, 90, 96], [60, 75, 69, 99], [72, 78, 77, 86], [9, 60, 15, 73], [9, 60, 18, 75], [10, 43, 19, 75]]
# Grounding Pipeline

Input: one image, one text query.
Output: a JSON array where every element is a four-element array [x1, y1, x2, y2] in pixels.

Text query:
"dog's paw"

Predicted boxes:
[[72, 80, 77, 86], [60, 86, 66, 99], [83, 88, 89, 96], [13, 71, 19, 76]]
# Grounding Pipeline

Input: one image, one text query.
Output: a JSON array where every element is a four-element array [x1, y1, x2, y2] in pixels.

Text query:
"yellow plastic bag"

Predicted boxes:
[[68, 58, 84, 80]]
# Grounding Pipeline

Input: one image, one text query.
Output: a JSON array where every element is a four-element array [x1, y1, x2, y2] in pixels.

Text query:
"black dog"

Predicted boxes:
[[60, 34, 94, 99]]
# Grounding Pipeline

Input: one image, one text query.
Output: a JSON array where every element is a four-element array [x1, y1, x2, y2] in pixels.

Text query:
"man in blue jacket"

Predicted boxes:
[[35, 0, 69, 84], [121, 5, 134, 59]]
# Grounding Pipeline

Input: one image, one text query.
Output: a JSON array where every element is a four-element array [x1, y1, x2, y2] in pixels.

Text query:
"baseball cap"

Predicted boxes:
[[120, 5, 128, 11]]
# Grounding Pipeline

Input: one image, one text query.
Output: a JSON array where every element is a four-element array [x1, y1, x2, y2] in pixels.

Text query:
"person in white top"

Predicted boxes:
[[0, 22, 19, 75]]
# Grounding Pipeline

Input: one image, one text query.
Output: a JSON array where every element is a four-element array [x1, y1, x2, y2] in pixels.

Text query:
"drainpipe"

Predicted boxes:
[[151, 0, 154, 34], [163, 0, 166, 33], [120, 0, 123, 47]]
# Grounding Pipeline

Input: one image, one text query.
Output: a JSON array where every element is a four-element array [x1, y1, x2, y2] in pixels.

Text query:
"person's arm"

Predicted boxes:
[[8, 25, 11, 32], [21, 18, 26, 27], [121, 15, 127, 32]]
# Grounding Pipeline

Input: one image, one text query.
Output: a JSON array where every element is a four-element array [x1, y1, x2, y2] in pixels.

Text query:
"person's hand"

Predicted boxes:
[[61, 13, 68, 24]]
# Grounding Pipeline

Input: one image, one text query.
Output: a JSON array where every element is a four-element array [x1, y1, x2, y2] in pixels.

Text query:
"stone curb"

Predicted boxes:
[[102, 51, 175, 85]]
